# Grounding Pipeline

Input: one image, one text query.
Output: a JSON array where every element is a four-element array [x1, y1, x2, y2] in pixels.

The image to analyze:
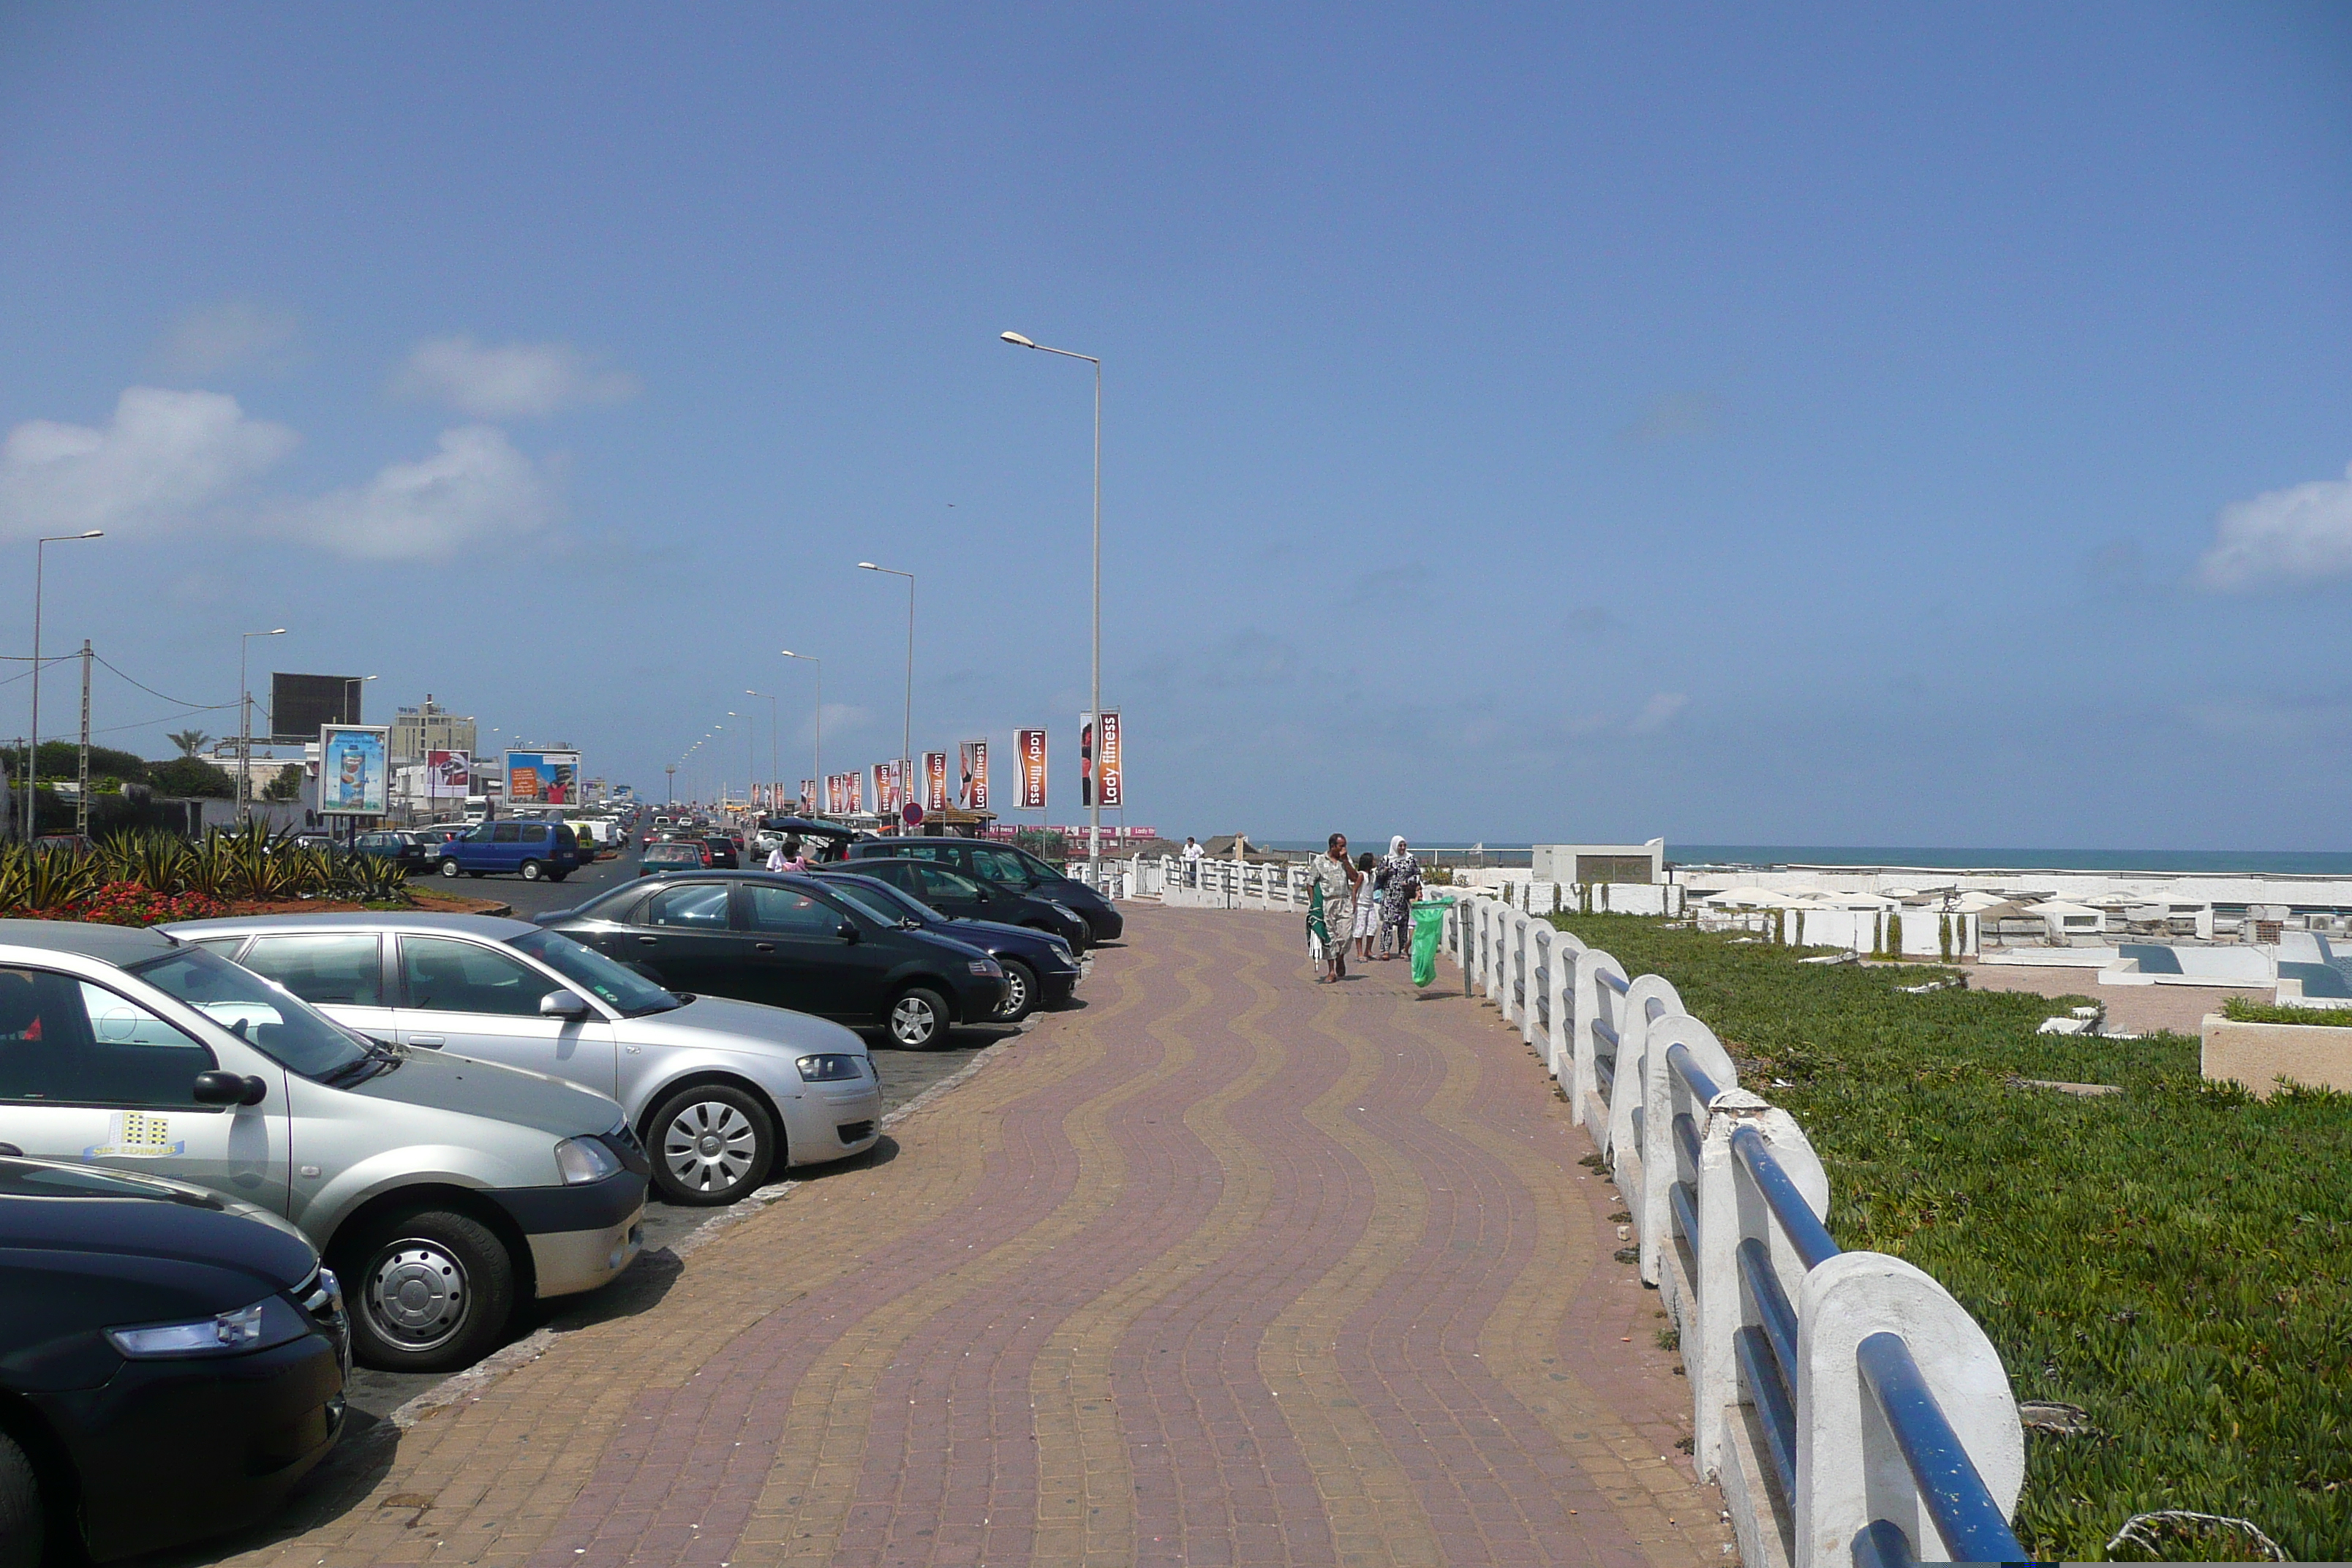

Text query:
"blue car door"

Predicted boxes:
[[490, 821, 524, 870]]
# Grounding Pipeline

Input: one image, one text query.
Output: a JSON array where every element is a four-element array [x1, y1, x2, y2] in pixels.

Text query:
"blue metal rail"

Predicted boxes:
[[1857, 1333, 2026, 1564], [1602, 969, 1630, 995]]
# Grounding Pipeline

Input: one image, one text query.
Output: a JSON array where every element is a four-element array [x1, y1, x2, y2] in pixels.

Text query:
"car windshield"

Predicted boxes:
[[127, 945, 378, 1081], [824, 877, 937, 925], [510, 929, 681, 1017], [1009, 845, 1065, 882]]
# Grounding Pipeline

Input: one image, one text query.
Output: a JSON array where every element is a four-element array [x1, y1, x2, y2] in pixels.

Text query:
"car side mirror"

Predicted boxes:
[[540, 990, 592, 1019], [837, 921, 860, 943], [194, 1070, 267, 1107]]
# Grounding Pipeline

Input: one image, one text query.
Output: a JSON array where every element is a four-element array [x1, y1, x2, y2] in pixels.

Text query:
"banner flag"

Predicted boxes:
[[846, 769, 864, 815], [1017, 728, 1048, 810], [959, 740, 989, 811], [924, 751, 949, 813], [1098, 710, 1122, 809], [799, 780, 816, 814], [1079, 714, 1094, 809]]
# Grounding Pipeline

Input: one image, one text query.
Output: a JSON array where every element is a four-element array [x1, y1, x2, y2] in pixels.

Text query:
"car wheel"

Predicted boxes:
[[888, 985, 949, 1049], [339, 1207, 514, 1373], [520, 859, 544, 881], [995, 960, 1037, 1022], [649, 1084, 775, 1205], [0, 1431, 42, 1568], [440, 859, 460, 878], [549, 870, 570, 883], [468, 870, 487, 879]]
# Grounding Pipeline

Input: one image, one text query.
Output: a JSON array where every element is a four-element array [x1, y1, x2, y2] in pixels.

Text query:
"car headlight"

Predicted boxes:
[[796, 1052, 865, 1082], [968, 959, 1002, 977], [554, 1135, 623, 1185], [106, 1294, 309, 1359]]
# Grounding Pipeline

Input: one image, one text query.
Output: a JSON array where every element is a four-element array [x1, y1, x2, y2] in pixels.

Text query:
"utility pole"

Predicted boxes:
[[76, 641, 91, 840]]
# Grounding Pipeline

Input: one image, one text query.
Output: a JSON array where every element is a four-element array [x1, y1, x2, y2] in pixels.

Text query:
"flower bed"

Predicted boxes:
[[1, 881, 231, 927]]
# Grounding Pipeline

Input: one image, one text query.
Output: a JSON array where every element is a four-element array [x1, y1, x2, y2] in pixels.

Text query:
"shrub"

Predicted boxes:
[[2222, 996, 2352, 1028], [1550, 912, 2352, 1563]]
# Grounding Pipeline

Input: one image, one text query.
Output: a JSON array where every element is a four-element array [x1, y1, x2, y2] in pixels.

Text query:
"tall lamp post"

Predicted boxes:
[[780, 651, 821, 812], [745, 689, 781, 813], [23, 529, 103, 841], [1000, 330, 1104, 883], [855, 561, 915, 831], [236, 627, 287, 822]]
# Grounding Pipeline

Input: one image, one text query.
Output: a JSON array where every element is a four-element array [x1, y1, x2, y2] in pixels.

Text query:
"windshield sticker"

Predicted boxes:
[[86, 1111, 185, 1158]]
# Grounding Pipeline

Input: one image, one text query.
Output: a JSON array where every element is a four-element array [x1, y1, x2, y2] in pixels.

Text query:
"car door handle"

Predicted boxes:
[[638, 935, 658, 944], [754, 942, 775, 952], [408, 1036, 445, 1047]]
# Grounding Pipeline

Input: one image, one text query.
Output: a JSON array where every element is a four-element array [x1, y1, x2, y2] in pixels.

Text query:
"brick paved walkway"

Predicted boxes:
[[212, 907, 1730, 1568]]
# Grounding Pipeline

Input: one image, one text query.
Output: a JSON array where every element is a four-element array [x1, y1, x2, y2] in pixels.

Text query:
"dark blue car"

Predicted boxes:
[[434, 818, 583, 883]]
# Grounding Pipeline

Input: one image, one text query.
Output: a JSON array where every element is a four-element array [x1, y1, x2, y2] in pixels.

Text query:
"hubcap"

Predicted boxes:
[[663, 1101, 758, 1192], [892, 996, 936, 1044], [365, 1240, 468, 1350], [523, 862, 541, 880], [999, 970, 1028, 1018]]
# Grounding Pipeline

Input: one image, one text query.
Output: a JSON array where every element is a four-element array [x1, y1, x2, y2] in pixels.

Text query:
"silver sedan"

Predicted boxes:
[[164, 913, 883, 1205]]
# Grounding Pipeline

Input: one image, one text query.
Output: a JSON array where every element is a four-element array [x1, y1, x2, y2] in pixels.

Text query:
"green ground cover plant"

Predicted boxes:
[[1552, 913, 2351, 1561], [2221, 995, 2352, 1028]]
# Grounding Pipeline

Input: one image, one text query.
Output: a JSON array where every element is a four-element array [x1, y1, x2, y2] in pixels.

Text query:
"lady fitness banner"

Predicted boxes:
[[924, 751, 949, 813], [1017, 728, 1048, 810], [958, 740, 989, 810], [1079, 712, 1122, 809]]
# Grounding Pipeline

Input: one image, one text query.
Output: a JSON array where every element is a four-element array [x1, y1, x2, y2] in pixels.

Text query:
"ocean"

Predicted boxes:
[[1268, 843, 2352, 876]]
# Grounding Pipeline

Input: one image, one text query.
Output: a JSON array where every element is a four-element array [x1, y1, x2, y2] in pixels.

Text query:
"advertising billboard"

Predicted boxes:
[[959, 740, 988, 811], [505, 750, 581, 806], [1098, 710, 1123, 809], [1017, 728, 1048, 810], [924, 751, 949, 813], [426, 749, 471, 799], [846, 769, 864, 815], [270, 674, 365, 745], [318, 725, 390, 816]]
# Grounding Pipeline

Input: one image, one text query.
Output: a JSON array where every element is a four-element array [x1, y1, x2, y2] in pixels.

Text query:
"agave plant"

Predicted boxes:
[[18, 846, 97, 911]]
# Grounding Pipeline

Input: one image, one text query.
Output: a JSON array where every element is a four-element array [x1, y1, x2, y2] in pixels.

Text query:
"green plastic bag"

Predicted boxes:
[[1410, 896, 1454, 987]]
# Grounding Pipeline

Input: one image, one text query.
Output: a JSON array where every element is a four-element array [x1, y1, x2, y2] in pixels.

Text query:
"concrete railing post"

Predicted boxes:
[[1795, 1255, 2025, 1568], [1639, 1011, 1737, 1288], [1545, 927, 1584, 1084], [1522, 923, 1547, 1048], [1572, 949, 1627, 1131], [1611, 976, 1684, 1190], [1692, 1098, 1825, 1479]]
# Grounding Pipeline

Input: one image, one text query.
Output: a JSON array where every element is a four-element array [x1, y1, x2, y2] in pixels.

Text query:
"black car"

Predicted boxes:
[[754, 816, 860, 862], [0, 1155, 347, 1563], [829, 855, 1090, 956], [532, 870, 1007, 1048], [813, 870, 1080, 1021], [846, 838, 1124, 943], [698, 834, 741, 870], [353, 829, 427, 870]]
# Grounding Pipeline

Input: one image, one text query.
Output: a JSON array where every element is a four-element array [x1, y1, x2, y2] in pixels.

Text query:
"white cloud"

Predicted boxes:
[[273, 426, 556, 561], [1630, 692, 1689, 734], [393, 335, 639, 419], [0, 387, 297, 543], [2194, 462, 2352, 592], [157, 301, 302, 377]]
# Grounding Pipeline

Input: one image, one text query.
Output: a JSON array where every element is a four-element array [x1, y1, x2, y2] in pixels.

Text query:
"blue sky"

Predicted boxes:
[[2, 4, 2349, 848]]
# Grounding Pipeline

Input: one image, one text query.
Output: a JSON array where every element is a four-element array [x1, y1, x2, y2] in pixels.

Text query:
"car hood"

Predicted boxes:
[[622, 992, 869, 1059], [344, 1044, 621, 1137], [937, 916, 1074, 957]]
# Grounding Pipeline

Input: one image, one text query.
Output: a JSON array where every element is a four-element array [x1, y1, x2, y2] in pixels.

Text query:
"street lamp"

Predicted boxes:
[[856, 563, 914, 830], [744, 690, 783, 814], [780, 651, 822, 812], [236, 627, 287, 821], [1000, 329, 1104, 882], [23, 529, 102, 841]]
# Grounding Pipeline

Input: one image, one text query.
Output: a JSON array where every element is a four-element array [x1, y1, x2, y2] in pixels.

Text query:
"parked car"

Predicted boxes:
[[700, 834, 741, 870], [165, 913, 883, 1208], [288, 830, 339, 851], [436, 818, 583, 882], [532, 872, 1006, 1049], [813, 870, 1079, 1020], [638, 840, 712, 876], [414, 824, 468, 867], [848, 838, 1125, 943], [353, 828, 427, 871], [0, 921, 646, 1373], [757, 817, 858, 862], [828, 855, 1089, 955], [0, 1154, 349, 1563]]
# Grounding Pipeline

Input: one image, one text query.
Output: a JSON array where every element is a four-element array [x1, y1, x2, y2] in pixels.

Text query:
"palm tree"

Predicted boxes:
[[166, 728, 213, 759]]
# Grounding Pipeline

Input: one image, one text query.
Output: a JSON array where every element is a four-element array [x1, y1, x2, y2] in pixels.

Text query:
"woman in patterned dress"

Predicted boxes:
[[1378, 836, 1421, 960]]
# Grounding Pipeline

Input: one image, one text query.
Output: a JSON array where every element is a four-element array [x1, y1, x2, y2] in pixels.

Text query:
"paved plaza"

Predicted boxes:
[[198, 906, 1730, 1568]]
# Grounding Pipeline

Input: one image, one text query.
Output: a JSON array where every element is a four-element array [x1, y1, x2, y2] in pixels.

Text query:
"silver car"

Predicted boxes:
[[164, 913, 885, 1207], [0, 921, 646, 1374]]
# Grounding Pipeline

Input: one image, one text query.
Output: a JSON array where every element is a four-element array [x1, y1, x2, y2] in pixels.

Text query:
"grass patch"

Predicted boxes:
[[2222, 996, 2352, 1028], [1553, 913, 2352, 1562]]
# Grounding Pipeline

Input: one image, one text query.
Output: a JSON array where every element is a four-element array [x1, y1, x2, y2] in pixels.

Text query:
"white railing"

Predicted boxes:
[[1444, 890, 2027, 1568]]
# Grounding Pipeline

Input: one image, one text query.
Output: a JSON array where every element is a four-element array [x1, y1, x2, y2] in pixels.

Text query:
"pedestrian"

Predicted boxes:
[[784, 834, 813, 870], [1379, 835, 1422, 960], [765, 837, 789, 872], [1306, 832, 1361, 982], [1352, 851, 1381, 960], [1183, 834, 1205, 886]]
